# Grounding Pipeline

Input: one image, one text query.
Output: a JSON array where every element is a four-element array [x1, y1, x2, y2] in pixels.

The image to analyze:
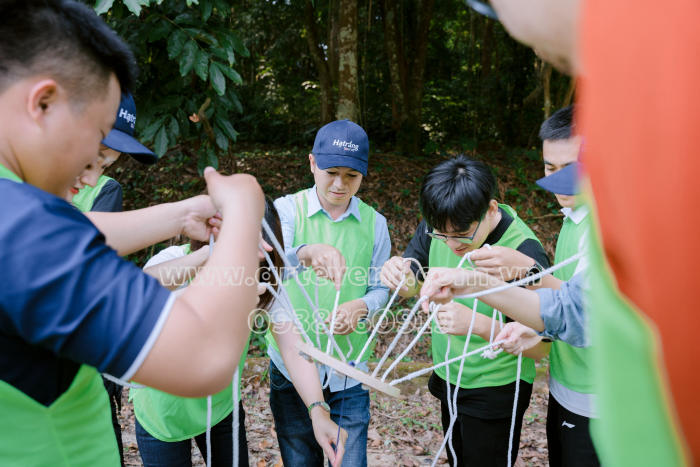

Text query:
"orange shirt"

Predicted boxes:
[[579, 0, 700, 461]]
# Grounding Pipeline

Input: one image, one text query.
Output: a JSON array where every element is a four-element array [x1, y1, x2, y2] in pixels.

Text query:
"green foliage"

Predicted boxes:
[[92, 0, 247, 171]]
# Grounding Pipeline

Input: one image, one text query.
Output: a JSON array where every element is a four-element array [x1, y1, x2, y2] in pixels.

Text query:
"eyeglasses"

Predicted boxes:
[[464, 0, 499, 21], [427, 218, 483, 245]]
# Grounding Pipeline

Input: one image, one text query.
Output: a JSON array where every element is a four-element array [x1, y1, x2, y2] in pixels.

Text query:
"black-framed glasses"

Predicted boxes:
[[427, 218, 483, 245], [464, 0, 499, 21]]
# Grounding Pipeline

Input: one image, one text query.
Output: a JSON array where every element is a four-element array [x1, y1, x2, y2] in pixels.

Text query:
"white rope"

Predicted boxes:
[[389, 339, 506, 386], [431, 299, 479, 466], [371, 296, 428, 377], [326, 289, 342, 354], [507, 353, 523, 467], [451, 251, 584, 300], [381, 302, 441, 381], [232, 366, 240, 467], [313, 282, 323, 350], [101, 373, 145, 389], [443, 334, 457, 464], [354, 275, 406, 364], [263, 283, 313, 345], [481, 309, 503, 360], [345, 334, 354, 362], [205, 234, 214, 466], [261, 219, 346, 361]]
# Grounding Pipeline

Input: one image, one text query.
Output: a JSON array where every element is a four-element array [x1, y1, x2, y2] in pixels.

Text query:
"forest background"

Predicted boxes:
[[94, 1, 570, 464]]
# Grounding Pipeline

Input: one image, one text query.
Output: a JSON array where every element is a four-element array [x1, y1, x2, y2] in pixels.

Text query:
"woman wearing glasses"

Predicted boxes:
[[380, 156, 550, 466]]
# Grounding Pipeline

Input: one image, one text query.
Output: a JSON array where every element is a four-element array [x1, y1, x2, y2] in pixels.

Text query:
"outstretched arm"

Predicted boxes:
[[85, 194, 219, 256], [131, 169, 264, 396], [273, 322, 346, 467]]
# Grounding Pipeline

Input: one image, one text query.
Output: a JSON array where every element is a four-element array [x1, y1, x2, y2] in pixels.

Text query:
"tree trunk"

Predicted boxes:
[[304, 0, 335, 124], [542, 62, 553, 119], [382, 0, 435, 157], [336, 0, 359, 121], [382, 0, 406, 132]]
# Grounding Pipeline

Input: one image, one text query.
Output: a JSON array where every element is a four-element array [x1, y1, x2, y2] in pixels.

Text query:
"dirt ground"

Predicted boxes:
[[119, 357, 550, 467]]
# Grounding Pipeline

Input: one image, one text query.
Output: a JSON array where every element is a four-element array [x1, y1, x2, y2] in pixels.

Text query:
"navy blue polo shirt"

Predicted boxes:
[[0, 179, 172, 406]]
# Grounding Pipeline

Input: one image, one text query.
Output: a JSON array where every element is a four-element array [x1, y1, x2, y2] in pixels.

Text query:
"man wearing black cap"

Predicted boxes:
[[69, 93, 156, 212]]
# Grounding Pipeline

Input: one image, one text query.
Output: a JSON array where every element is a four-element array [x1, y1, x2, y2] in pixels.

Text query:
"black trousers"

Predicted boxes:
[[546, 393, 601, 467], [103, 377, 125, 467], [435, 385, 532, 467]]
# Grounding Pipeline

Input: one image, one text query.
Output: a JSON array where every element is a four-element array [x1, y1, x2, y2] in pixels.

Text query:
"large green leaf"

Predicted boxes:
[[228, 32, 250, 58], [123, 0, 147, 16], [216, 64, 242, 85], [167, 29, 187, 59], [216, 117, 238, 142], [140, 116, 166, 142], [154, 126, 169, 157], [94, 0, 115, 15], [197, 146, 218, 174], [201, 0, 213, 21], [179, 41, 198, 77], [209, 62, 226, 96], [194, 49, 209, 81], [214, 126, 228, 151], [168, 116, 180, 141]]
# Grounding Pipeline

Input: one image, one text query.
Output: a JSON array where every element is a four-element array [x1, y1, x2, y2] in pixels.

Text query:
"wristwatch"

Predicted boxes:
[[523, 261, 544, 286], [307, 401, 331, 415]]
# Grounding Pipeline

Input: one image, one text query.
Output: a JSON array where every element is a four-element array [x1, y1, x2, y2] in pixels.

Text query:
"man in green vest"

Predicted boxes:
[[267, 119, 390, 467], [0, 2, 264, 465], [466, 106, 599, 466], [68, 92, 157, 466], [381, 156, 550, 466], [70, 92, 157, 213]]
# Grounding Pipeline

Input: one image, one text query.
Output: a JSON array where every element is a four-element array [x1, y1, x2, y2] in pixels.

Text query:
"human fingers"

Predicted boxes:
[[330, 252, 347, 291], [381, 258, 406, 290], [330, 428, 348, 467], [467, 247, 496, 262]]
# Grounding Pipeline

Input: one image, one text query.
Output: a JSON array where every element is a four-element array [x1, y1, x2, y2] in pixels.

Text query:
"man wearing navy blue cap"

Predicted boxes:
[[267, 119, 390, 467], [70, 93, 156, 212]]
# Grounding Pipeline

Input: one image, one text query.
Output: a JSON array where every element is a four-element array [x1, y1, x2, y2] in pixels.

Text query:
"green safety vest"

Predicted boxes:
[[265, 188, 376, 363], [130, 244, 250, 441], [0, 162, 22, 183], [0, 164, 121, 465], [71, 175, 114, 212], [549, 212, 594, 394], [428, 204, 537, 388], [587, 205, 687, 466]]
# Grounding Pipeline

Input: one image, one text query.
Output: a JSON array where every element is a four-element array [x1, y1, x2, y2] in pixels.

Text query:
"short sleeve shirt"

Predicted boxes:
[[0, 180, 173, 406]]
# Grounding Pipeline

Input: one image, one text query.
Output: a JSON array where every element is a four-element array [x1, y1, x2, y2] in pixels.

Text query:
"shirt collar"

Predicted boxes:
[[0, 162, 23, 183], [307, 186, 362, 222], [560, 205, 589, 224]]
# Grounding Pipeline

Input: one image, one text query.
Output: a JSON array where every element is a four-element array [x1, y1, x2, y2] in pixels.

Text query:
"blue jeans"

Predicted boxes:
[[135, 403, 248, 467], [269, 361, 369, 467]]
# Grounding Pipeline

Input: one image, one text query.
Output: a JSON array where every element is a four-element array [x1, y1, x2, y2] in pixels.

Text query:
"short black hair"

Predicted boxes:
[[0, 0, 136, 102], [539, 106, 575, 141], [420, 155, 496, 232]]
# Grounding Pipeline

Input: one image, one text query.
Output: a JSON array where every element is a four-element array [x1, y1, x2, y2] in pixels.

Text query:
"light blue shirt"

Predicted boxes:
[[273, 186, 390, 316], [536, 272, 588, 348], [269, 186, 391, 392]]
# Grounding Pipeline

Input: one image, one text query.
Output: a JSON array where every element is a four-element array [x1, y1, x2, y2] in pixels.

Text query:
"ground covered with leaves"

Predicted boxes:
[[113, 146, 558, 465]]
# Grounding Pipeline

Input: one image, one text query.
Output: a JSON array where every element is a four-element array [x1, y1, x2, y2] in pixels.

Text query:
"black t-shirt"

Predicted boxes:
[[403, 207, 551, 281], [404, 207, 549, 417], [428, 371, 533, 419], [91, 178, 123, 212]]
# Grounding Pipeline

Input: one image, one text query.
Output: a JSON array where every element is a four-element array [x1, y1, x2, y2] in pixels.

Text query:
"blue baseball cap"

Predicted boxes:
[[536, 162, 580, 196], [101, 93, 157, 164], [312, 120, 369, 176]]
